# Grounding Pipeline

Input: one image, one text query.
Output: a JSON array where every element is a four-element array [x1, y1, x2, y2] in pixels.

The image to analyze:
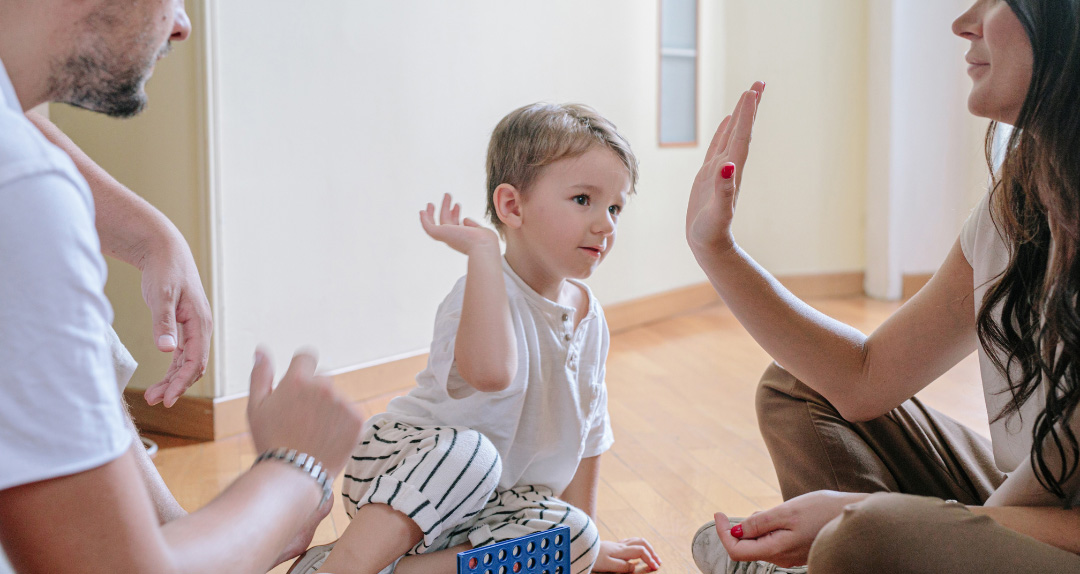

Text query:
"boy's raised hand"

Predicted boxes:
[[686, 80, 765, 254], [420, 193, 499, 256]]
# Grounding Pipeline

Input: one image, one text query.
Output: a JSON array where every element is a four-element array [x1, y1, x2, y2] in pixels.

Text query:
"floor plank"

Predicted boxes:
[[149, 296, 989, 573]]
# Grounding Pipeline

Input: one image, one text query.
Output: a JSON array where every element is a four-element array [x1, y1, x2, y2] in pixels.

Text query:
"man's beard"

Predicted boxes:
[[48, 41, 169, 118]]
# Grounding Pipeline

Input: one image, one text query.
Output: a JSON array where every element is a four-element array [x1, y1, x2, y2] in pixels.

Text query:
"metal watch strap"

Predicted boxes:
[[253, 447, 333, 507]]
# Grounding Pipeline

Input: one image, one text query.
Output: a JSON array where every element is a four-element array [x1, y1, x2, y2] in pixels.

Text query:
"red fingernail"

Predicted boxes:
[[721, 164, 735, 180], [730, 524, 744, 538]]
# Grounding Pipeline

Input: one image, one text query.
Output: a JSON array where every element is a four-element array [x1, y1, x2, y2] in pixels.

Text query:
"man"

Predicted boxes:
[[0, 2, 363, 572], [24, 110, 207, 528]]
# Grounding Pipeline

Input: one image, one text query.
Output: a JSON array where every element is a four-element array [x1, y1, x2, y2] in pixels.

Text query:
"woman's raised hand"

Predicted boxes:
[[420, 193, 500, 256], [686, 81, 765, 254]]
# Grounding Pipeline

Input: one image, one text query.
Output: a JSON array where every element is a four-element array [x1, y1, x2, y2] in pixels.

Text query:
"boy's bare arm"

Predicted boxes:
[[420, 194, 517, 392], [456, 239, 517, 392], [562, 455, 600, 518]]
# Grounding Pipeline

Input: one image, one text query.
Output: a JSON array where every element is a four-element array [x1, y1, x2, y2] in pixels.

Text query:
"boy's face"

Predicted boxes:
[[514, 146, 632, 280]]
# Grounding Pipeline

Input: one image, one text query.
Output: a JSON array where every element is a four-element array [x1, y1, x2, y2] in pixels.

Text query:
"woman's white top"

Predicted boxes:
[[960, 191, 1046, 472]]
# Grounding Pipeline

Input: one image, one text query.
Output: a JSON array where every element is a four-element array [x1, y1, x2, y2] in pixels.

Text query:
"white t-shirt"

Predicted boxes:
[[105, 323, 139, 391], [381, 259, 614, 495], [960, 191, 1047, 472], [0, 57, 131, 493]]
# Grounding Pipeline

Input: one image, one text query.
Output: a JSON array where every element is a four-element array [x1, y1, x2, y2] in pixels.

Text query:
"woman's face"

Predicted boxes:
[[952, 0, 1033, 124]]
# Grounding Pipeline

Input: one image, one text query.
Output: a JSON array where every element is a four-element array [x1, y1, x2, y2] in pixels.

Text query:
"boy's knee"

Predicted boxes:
[[565, 506, 600, 572], [434, 428, 502, 478], [463, 429, 502, 488], [453, 428, 497, 455], [808, 493, 928, 573]]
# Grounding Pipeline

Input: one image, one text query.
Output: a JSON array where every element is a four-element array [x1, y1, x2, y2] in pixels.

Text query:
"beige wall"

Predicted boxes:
[[50, 0, 213, 397], [721, 0, 869, 275], [51, 1, 936, 399]]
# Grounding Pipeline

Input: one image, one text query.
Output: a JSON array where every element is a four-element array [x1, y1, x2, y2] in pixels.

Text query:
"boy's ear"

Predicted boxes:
[[493, 183, 524, 230]]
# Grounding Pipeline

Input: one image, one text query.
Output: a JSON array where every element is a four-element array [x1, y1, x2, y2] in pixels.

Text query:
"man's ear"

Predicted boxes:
[[493, 183, 524, 230]]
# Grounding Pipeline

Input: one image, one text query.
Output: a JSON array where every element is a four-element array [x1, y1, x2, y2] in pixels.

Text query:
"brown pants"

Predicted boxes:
[[756, 362, 1080, 573]]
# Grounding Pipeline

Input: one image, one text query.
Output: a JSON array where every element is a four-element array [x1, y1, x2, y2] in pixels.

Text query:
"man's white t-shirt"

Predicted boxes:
[[0, 57, 131, 493], [380, 259, 615, 495]]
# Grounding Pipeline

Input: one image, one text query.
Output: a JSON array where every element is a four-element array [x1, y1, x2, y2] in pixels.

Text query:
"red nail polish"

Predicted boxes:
[[730, 524, 744, 538], [721, 164, 735, 180]]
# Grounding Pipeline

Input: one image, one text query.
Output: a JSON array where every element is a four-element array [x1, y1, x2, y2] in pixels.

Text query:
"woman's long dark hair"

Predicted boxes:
[[978, 0, 1080, 501]]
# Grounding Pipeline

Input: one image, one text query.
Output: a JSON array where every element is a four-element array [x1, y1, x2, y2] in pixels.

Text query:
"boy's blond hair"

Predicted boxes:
[[485, 103, 638, 230]]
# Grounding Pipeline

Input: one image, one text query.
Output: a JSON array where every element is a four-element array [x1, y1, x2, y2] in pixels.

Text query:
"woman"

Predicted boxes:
[[686, 0, 1080, 571]]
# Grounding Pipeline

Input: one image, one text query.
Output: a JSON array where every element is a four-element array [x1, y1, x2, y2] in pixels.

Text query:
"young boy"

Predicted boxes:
[[290, 103, 661, 574]]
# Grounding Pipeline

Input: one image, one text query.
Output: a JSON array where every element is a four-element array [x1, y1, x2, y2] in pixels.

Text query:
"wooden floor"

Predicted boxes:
[[151, 296, 987, 574]]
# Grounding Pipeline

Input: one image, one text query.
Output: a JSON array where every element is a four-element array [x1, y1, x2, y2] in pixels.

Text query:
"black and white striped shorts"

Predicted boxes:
[[342, 419, 600, 574]]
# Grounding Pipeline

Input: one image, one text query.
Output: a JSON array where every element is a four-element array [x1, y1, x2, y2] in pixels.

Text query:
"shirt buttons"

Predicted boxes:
[[562, 314, 569, 322], [564, 334, 571, 342]]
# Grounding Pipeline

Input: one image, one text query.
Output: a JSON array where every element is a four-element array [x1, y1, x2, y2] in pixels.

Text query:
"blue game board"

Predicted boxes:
[[457, 526, 571, 574]]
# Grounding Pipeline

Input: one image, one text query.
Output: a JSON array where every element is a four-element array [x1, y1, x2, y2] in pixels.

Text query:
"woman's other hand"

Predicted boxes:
[[686, 81, 765, 255], [714, 490, 867, 568]]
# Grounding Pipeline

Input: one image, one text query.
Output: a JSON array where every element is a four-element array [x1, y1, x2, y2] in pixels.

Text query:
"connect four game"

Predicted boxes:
[[457, 526, 571, 574]]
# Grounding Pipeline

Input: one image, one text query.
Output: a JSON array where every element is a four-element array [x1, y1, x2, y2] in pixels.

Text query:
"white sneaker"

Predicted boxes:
[[287, 542, 334, 574], [286, 542, 403, 574], [691, 519, 808, 574]]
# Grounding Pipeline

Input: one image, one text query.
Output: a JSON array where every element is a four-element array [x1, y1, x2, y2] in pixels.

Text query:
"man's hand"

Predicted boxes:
[[593, 538, 662, 573], [247, 349, 364, 477], [139, 234, 213, 407]]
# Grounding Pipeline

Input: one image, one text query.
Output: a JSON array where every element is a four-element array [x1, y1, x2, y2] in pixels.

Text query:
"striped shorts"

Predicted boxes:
[[342, 419, 600, 574]]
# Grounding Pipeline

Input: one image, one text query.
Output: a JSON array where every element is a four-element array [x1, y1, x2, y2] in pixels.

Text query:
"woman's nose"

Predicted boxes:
[[952, 2, 981, 40]]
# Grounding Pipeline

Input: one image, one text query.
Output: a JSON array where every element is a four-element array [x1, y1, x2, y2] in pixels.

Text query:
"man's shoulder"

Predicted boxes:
[[0, 109, 80, 190]]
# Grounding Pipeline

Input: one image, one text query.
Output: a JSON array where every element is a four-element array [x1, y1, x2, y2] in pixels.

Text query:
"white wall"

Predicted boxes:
[[209, 1, 707, 394], [895, 0, 991, 274], [53, 1, 974, 399], [866, 0, 990, 298]]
